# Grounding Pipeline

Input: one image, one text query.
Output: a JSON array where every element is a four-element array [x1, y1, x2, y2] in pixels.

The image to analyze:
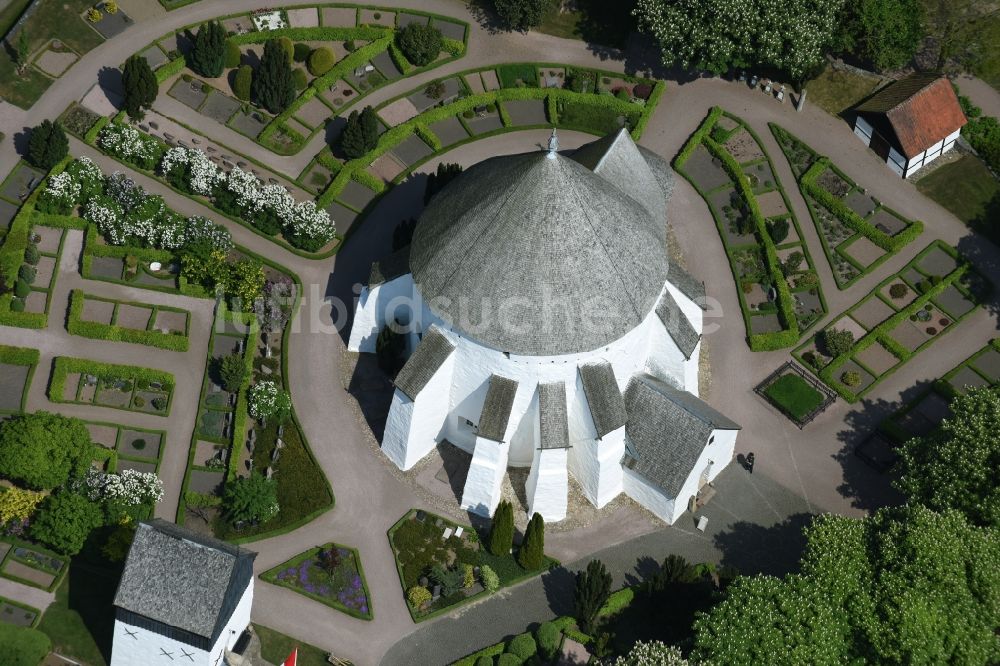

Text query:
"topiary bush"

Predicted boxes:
[[496, 655, 521, 666], [507, 633, 536, 660], [308, 46, 336, 76], [889, 283, 908, 299], [18, 264, 36, 284], [536, 621, 561, 660], [233, 64, 253, 101], [474, 656, 493, 666], [10, 298, 25, 312], [292, 42, 311, 63], [767, 218, 789, 243], [278, 36, 294, 62], [14, 279, 30, 298], [292, 68, 307, 91], [224, 40, 241, 69], [396, 23, 443, 67], [23, 244, 40, 266]]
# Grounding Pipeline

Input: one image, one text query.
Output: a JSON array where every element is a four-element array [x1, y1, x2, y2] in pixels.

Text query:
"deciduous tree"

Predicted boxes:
[[31, 492, 103, 554], [836, 0, 924, 71], [0, 412, 92, 490], [493, 0, 552, 31], [895, 386, 1000, 527], [395, 23, 443, 66]]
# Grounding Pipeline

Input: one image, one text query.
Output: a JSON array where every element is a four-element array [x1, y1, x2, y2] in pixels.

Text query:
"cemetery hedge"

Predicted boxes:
[[67, 290, 190, 352], [48, 357, 175, 414]]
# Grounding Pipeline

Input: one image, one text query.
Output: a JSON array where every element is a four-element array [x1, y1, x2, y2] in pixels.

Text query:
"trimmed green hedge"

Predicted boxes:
[[0, 344, 40, 367], [49, 357, 175, 414], [154, 56, 186, 84], [801, 159, 923, 253], [673, 107, 723, 168], [67, 290, 190, 352]]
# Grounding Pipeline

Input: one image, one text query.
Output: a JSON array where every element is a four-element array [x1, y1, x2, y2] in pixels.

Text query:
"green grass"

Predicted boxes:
[[558, 100, 637, 135], [0, 0, 32, 39], [971, 14, 1000, 92], [804, 65, 880, 116], [917, 155, 1000, 226], [764, 374, 825, 421], [535, 0, 636, 49], [496, 63, 538, 88], [36, 560, 119, 666], [255, 624, 343, 666]]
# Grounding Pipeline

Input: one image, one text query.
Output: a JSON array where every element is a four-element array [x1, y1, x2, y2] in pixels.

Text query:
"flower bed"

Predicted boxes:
[[262, 543, 372, 620], [675, 108, 826, 351], [770, 124, 922, 289], [793, 241, 989, 402]]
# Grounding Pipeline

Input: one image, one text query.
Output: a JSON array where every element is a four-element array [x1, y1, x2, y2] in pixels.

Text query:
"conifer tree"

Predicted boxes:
[[122, 55, 157, 119], [518, 512, 545, 569], [574, 558, 612, 634], [252, 39, 295, 114], [26, 120, 68, 170], [488, 500, 514, 556], [190, 21, 226, 78], [339, 105, 380, 159]]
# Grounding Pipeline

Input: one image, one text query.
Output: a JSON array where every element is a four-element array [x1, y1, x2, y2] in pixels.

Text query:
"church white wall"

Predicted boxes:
[[383, 349, 455, 470], [622, 467, 676, 524], [568, 427, 625, 508], [461, 437, 510, 516], [110, 581, 252, 666], [670, 428, 740, 524], [526, 447, 569, 522], [348, 275, 416, 353]]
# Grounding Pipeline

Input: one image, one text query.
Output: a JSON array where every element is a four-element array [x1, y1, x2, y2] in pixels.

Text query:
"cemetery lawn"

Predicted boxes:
[[255, 624, 334, 666], [917, 155, 999, 227], [764, 374, 825, 421], [803, 65, 880, 116], [37, 558, 121, 666]]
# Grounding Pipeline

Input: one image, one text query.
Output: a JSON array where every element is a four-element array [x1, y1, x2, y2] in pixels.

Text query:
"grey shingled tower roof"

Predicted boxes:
[[394, 325, 455, 400], [622, 375, 740, 496], [477, 374, 519, 442], [113, 519, 255, 641], [538, 382, 570, 449], [578, 361, 626, 438], [656, 290, 700, 359], [410, 131, 670, 356]]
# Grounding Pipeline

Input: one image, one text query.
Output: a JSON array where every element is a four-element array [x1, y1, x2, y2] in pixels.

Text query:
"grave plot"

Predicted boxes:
[[67, 290, 191, 351], [49, 357, 174, 416], [770, 124, 923, 288], [0, 346, 39, 414], [262, 543, 372, 619], [0, 540, 68, 592], [84, 420, 167, 473], [0, 596, 39, 628], [675, 108, 826, 350], [793, 241, 988, 401]]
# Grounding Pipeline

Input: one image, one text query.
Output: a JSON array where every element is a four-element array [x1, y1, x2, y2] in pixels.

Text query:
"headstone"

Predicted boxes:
[[431, 584, 441, 600], [265, 466, 273, 479], [696, 515, 709, 532], [442, 527, 453, 539], [191, 137, 201, 145], [149, 121, 159, 130], [454, 526, 463, 538]]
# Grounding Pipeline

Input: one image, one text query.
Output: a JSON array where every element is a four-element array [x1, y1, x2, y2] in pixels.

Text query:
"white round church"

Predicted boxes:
[[348, 129, 740, 525]]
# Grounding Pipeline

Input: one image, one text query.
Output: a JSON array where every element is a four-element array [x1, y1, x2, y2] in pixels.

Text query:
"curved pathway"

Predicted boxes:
[[1, 2, 999, 665]]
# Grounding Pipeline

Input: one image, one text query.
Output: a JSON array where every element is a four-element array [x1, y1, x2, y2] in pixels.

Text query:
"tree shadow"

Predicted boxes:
[[622, 555, 659, 588], [540, 564, 576, 616], [712, 512, 813, 576], [96, 65, 124, 101], [955, 231, 1000, 322], [465, 0, 508, 35], [13, 126, 32, 158], [66, 531, 126, 665]]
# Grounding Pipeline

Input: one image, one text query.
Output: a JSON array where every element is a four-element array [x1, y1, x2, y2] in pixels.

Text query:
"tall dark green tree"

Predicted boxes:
[[122, 54, 158, 119], [395, 23, 443, 66], [517, 511, 545, 569], [494, 0, 552, 31], [574, 559, 612, 634], [339, 105, 380, 158], [25, 120, 68, 170], [189, 21, 227, 77], [252, 39, 295, 114], [488, 500, 514, 556], [836, 0, 924, 71]]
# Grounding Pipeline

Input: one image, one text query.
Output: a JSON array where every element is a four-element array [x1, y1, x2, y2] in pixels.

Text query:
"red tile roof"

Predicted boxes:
[[855, 75, 967, 158]]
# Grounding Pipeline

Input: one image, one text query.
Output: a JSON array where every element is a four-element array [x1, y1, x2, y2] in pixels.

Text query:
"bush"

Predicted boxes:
[[820, 328, 854, 358], [507, 633, 536, 660], [345, 39, 356, 52], [233, 64, 253, 101], [133, 396, 145, 408], [224, 40, 241, 68], [536, 621, 561, 660], [23, 244, 39, 266], [200, 82, 211, 94], [0, 624, 51, 666], [614, 87, 630, 100], [889, 283, 909, 299], [396, 23, 443, 67], [27, 120, 68, 169], [293, 42, 311, 63], [13, 279, 30, 298], [18, 264, 36, 284], [10, 298, 25, 312], [308, 46, 336, 76], [633, 83, 653, 99], [407, 585, 431, 608], [424, 80, 446, 99], [474, 657, 493, 666], [496, 655, 521, 666], [151, 397, 166, 411], [292, 68, 308, 91], [768, 218, 789, 243], [481, 564, 499, 592], [841, 370, 861, 387], [132, 438, 146, 450]]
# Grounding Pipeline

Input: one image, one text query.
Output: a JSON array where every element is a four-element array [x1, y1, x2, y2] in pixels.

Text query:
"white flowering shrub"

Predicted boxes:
[[37, 171, 81, 215], [98, 123, 163, 170], [158, 148, 336, 250], [634, 0, 843, 80], [248, 380, 292, 423], [77, 468, 164, 506], [184, 215, 234, 252], [607, 641, 700, 665]]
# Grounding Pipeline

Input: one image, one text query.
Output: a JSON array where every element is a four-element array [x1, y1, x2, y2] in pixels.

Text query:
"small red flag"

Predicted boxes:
[[282, 648, 298, 666]]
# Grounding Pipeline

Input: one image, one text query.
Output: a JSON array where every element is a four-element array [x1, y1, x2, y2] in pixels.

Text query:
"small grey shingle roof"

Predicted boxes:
[[656, 290, 700, 359], [369, 246, 410, 286], [113, 519, 255, 641], [538, 382, 570, 449], [394, 325, 456, 400], [477, 375, 518, 442], [623, 375, 740, 496], [579, 361, 626, 438], [666, 262, 707, 309], [410, 130, 670, 356]]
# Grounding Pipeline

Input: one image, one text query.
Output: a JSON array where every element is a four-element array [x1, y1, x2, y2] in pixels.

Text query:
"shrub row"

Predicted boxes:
[[225, 309, 257, 483], [630, 80, 667, 140], [388, 41, 412, 74], [801, 159, 923, 252], [49, 356, 175, 409], [0, 344, 40, 367], [155, 56, 186, 84], [673, 106, 724, 168], [67, 290, 190, 352]]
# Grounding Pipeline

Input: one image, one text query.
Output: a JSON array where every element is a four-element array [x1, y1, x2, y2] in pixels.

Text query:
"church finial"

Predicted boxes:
[[546, 128, 559, 159]]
